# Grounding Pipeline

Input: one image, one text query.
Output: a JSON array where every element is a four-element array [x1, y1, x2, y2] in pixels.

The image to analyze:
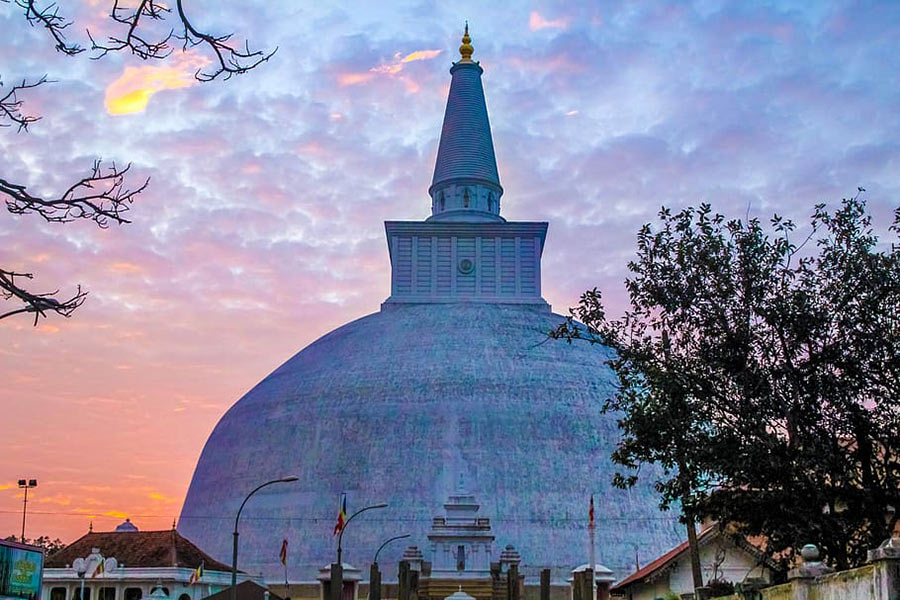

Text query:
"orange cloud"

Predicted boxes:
[[110, 261, 143, 273], [338, 49, 441, 91], [529, 11, 571, 31], [338, 72, 376, 86], [37, 494, 72, 506], [401, 49, 442, 63], [149, 492, 178, 503], [105, 52, 211, 115]]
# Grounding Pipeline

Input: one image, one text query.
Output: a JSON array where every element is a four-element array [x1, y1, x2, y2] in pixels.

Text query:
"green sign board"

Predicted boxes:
[[0, 540, 43, 600]]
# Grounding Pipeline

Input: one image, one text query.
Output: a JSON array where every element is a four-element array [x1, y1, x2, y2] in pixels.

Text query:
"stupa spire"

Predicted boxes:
[[458, 22, 473, 63], [428, 25, 503, 223]]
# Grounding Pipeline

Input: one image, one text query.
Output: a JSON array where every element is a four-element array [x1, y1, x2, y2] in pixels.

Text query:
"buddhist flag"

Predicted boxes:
[[280, 539, 288, 566], [589, 494, 595, 530], [333, 493, 347, 535], [189, 561, 204, 585], [92, 557, 105, 578]]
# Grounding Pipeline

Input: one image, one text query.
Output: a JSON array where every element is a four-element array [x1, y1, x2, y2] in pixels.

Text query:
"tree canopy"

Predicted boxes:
[[554, 194, 900, 570], [3, 534, 66, 555]]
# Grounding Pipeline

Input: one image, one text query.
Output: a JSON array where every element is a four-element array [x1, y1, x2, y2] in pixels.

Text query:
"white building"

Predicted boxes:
[[610, 525, 778, 600], [42, 521, 263, 600]]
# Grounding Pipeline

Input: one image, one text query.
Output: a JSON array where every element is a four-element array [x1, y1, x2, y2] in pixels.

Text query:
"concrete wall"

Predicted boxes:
[[714, 555, 899, 600]]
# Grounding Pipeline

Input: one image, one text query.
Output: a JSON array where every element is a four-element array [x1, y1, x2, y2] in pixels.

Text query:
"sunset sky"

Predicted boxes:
[[2, 0, 899, 544]]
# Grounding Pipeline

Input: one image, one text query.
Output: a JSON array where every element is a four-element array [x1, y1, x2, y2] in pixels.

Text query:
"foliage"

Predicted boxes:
[[3, 534, 67, 555], [553, 195, 900, 570], [708, 579, 735, 597], [0, 0, 273, 324]]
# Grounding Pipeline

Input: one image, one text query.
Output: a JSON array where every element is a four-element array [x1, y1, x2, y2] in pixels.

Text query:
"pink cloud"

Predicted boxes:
[[529, 11, 571, 31], [337, 48, 441, 92]]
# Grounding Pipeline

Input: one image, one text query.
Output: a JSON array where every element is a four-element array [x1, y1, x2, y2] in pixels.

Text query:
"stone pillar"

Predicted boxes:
[[786, 544, 833, 600], [401, 547, 423, 600], [409, 569, 420, 600], [571, 572, 582, 600], [579, 569, 592, 600], [506, 564, 520, 600], [867, 536, 900, 600], [331, 564, 344, 600], [369, 564, 381, 600], [398, 561, 410, 600], [540, 570, 550, 600]]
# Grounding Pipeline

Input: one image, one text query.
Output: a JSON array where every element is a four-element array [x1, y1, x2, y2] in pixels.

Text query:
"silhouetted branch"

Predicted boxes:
[[5, 0, 84, 55], [80, 0, 276, 81], [174, 0, 277, 81], [2, 0, 268, 325], [88, 0, 174, 61], [0, 75, 50, 131], [0, 268, 87, 325], [2, 160, 149, 227]]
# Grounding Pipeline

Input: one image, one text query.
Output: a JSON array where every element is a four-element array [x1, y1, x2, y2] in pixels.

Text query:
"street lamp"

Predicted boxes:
[[18, 479, 37, 543], [76, 565, 86, 600], [373, 534, 410, 565], [231, 477, 299, 600], [369, 534, 409, 600], [336, 502, 388, 565]]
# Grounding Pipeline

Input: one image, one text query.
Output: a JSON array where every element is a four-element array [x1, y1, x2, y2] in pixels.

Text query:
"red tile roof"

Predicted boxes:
[[45, 529, 233, 572], [611, 526, 717, 591]]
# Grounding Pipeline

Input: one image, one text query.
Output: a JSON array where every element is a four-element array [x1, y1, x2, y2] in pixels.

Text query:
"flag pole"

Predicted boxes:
[[589, 494, 596, 600], [281, 539, 290, 598]]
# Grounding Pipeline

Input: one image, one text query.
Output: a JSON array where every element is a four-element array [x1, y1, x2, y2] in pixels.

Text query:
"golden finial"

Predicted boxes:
[[458, 22, 473, 63]]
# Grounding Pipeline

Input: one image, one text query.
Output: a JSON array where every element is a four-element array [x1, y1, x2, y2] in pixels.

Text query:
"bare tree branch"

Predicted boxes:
[[2, 0, 270, 325], [0, 268, 87, 324], [88, 0, 174, 61], [2, 160, 149, 228], [82, 0, 276, 81], [174, 0, 277, 82], [6, 0, 84, 55], [6, 0, 275, 81], [0, 75, 50, 131], [0, 161, 147, 325]]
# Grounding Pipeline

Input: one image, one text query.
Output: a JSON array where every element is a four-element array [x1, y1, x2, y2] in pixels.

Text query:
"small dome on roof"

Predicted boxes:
[[445, 586, 475, 600], [115, 518, 138, 532], [569, 564, 616, 583]]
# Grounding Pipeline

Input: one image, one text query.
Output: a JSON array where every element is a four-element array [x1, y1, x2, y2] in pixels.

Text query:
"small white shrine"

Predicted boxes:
[[427, 493, 494, 580]]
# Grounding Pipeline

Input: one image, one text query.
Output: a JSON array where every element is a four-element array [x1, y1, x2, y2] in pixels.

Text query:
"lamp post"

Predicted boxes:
[[373, 534, 409, 565], [369, 534, 409, 600], [231, 477, 299, 600], [336, 503, 388, 566], [77, 567, 86, 600], [18, 478, 37, 543]]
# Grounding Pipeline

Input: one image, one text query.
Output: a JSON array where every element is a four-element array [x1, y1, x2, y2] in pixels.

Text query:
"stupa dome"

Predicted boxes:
[[178, 304, 679, 580], [177, 27, 681, 582]]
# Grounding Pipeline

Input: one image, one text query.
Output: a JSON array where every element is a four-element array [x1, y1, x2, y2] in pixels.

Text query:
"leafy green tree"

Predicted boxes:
[[3, 535, 66, 556], [554, 194, 900, 571]]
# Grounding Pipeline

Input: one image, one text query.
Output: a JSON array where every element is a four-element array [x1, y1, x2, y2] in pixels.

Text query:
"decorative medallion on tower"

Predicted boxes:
[[384, 26, 549, 310]]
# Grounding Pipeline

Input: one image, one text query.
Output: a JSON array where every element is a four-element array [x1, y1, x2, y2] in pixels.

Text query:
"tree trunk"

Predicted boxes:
[[686, 515, 703, 590]]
